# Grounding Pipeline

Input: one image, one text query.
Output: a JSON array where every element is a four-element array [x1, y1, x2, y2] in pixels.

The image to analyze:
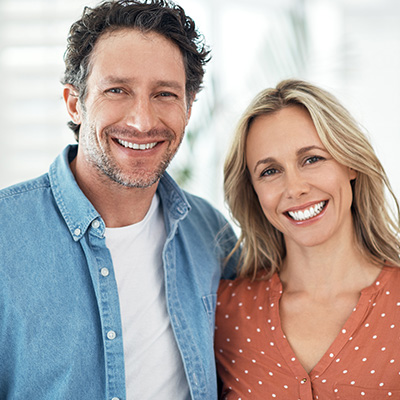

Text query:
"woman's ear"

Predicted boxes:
[[349, 167, 358, 181], [63, 85, 82, 124]]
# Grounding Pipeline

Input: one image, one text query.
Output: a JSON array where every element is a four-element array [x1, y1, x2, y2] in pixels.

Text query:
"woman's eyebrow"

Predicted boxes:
[[252, 146, 328, 173], [253, 157, 276, 173], [296, 145, 328, 157]]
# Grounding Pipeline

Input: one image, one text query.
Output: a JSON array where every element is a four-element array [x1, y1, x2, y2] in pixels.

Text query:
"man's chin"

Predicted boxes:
[[105, 170, 164, 189]]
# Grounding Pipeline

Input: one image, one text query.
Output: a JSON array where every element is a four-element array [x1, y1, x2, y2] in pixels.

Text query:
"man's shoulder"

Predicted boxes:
[[184, 189, 219, 213], [182, 189, 233, 231], [0, 173, 50, 202], [0, 174, 54, 233], [158, 173, 227, 221]]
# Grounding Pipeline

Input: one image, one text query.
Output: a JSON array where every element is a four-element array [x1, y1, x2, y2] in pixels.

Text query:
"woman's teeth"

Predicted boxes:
[[288, 201, 326, 221], [117, 139, 157, 150]]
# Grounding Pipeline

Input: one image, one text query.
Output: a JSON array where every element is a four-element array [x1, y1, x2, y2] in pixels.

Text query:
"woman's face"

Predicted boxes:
[[246, 106, 357, 249]]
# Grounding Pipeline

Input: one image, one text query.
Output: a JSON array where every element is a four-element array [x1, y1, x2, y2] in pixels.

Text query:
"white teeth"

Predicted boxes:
[[117, 139, 157, 150], [288, 201, 326, 221]]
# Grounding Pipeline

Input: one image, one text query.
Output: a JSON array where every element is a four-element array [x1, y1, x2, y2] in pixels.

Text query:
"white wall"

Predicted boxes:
[[0, 0, 399, 218]]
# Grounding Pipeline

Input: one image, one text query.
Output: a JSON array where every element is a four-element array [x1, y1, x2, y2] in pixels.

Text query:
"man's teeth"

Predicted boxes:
[[288, 201, 326, 221], [117, 139, 157, 150]]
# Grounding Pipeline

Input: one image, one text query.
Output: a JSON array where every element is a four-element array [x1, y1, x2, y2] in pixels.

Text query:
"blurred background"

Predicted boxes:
[[0, 0, 399, 221]]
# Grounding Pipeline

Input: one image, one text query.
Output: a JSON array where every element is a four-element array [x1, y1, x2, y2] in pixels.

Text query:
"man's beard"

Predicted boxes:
[[81, 124, 183, 189]]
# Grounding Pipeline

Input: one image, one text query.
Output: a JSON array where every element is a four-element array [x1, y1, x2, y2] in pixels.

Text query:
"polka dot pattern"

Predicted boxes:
[[215, 266, 400, 399]]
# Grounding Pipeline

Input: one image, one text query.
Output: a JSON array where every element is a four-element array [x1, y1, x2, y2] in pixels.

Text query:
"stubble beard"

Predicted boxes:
[[81, 123, 183, 189]]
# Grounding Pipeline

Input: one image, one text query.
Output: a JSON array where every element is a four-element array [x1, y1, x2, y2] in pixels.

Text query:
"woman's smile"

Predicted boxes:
[[285, 200, 328, 222]]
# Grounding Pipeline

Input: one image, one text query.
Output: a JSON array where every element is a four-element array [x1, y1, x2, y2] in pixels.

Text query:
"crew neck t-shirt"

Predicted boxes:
[[215, 266, 400, 399], [105, 194, 190, 399]]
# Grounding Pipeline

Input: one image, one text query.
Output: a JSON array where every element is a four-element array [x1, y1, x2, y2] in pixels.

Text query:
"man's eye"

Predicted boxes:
[[159, 92, 177, 98], [107, 88, 124, 94]]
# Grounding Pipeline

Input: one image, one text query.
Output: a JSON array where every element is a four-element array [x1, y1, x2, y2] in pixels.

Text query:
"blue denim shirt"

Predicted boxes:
[[0, 145, 237, 400]]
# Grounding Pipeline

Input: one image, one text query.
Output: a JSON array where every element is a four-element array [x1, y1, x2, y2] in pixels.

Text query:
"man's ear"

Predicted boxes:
[[185, 95, 194, 126], [63, 84, 82, 124]]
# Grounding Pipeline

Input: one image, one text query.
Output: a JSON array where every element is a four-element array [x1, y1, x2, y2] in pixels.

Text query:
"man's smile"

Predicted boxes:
[[116, 139, 159, 151]]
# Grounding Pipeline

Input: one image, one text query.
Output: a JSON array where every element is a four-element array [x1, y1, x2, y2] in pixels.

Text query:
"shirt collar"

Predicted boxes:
[[49, 145, 101, 241], [157, 172, 191, 221]]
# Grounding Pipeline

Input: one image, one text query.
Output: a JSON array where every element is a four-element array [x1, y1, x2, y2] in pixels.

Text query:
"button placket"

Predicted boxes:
[[83, 230, 125, 398]]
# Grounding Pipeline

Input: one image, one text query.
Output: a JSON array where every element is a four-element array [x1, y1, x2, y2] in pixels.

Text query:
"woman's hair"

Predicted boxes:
[[224, 78, 400, 280], [61, 0, 210, 141]]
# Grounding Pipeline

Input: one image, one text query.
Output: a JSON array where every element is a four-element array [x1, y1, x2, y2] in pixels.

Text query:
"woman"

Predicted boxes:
[[215, 79, 400, 399]]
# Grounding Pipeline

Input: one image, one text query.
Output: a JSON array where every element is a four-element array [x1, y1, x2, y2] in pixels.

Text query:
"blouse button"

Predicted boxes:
[[301, 378, 307, 384]]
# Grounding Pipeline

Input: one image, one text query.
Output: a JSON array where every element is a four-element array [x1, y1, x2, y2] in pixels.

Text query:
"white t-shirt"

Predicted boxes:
[[105, 194, 190, 399]]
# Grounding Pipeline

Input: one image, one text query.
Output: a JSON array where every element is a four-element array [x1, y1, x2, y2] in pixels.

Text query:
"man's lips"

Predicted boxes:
[[116, 139, 158, 150], [285, 201, 327, 222]]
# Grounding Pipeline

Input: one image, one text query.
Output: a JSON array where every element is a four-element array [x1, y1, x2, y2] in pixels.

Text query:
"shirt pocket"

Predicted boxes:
[[202, 293, 217, 333], [335, 385, 400, 399]]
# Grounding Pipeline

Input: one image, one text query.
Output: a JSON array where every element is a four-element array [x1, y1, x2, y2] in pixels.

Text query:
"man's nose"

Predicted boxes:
[[125, 96, 158, 133]]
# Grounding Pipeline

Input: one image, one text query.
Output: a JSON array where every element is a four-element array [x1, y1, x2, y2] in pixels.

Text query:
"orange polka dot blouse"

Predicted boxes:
[[215, 266, 400, 399]]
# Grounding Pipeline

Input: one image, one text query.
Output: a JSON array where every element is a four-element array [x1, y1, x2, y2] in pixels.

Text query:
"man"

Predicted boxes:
[[0, 1, 237, 399]]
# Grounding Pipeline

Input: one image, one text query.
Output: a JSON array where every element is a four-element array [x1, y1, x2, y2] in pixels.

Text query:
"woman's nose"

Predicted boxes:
[[284, 170, 310, 199]]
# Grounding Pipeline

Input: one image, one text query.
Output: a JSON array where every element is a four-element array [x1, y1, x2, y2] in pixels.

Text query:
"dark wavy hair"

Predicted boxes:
[[61, 0, 211, 140]]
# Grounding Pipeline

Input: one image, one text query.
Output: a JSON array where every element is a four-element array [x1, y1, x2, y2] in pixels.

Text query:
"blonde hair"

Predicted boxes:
[[224, 79, 400, 279]]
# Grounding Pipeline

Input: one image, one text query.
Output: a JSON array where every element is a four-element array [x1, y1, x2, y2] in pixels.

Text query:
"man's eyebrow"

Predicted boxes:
[[155, 80, 185, 91], [99, 76, 133, 86], [98, 77, 184, 91], [252, 145, 328, 173]]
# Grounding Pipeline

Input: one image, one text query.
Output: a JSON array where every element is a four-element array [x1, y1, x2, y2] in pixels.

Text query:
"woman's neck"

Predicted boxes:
[[279, 235, 382, 297]]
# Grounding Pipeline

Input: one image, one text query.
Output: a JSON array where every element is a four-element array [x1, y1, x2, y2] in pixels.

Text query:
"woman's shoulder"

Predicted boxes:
[[361, 264, 400, 296], [218, 272, 279, 299], [381, 264, 400, 283]]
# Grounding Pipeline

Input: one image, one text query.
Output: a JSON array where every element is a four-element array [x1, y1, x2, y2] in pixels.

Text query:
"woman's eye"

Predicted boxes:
[[305, 155, 323, 165], [261, 168, 278, 177]]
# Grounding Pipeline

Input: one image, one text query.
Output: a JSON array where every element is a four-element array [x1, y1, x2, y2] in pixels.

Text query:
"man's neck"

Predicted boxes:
[[70, 157, 158, 228]]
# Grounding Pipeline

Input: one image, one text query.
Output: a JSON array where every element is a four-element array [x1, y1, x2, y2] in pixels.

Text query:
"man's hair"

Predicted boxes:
[[224, 79, 400, 280], [62, 0, 210, 140]]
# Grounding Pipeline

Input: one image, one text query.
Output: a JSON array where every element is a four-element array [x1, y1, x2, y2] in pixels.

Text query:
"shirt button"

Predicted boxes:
[[301, 378, 307, 384], [100, 267, 110, 277], [74, 228, 81, 236], [107, 330, 116, 340], [92, 220, 100, 229]]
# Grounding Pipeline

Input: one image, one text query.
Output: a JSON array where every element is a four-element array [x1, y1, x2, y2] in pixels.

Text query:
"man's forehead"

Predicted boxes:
[[93, 27, 179, 54], [89, 29, 184, 71]]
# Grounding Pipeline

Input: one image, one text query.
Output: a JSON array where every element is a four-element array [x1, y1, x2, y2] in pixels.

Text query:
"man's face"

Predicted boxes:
[[71, 28, 190, 188]]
